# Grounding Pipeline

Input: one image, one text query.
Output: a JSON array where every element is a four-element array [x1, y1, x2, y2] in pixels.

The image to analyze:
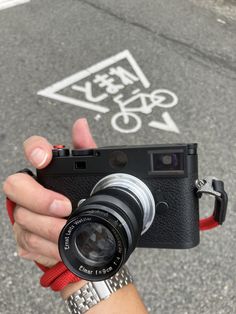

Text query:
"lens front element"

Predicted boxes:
[[59, 211, 127, 281], [76, 222, 116, 266]]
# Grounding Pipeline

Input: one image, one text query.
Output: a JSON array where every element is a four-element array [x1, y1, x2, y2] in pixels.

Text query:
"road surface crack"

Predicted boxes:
[[159, 33, 236, 76], [76, 0, 236, 77], [76, 0, 155, 34]]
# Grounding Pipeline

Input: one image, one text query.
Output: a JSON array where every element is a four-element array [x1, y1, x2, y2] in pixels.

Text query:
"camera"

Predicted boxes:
[[37, 143, 199, 281]]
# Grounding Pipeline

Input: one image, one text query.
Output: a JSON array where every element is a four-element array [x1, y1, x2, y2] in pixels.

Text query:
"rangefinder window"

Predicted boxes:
[[149, 149, 185, 175]]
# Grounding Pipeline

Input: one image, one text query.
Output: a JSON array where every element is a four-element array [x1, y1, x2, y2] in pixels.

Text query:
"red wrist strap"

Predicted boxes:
[[6, 198, 81, 292], [199, 216, 219, 231], [6, 195, 222, 289]]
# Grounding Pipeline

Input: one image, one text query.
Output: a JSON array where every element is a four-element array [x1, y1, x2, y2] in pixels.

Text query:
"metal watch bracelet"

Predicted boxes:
[[65, 266, 133, 314]]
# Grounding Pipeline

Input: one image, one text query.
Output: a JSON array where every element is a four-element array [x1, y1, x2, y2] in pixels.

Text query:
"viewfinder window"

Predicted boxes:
[[149, 148, 186, 176], [151, 151, 184, 172]]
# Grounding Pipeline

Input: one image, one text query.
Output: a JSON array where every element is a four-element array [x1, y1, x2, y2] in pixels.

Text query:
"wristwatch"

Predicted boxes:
[[65, 266, 133, 314]]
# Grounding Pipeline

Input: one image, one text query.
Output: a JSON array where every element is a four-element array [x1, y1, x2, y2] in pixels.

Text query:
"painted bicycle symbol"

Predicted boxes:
[[111, 89, 178, 133], [38, 50, 180, 134]]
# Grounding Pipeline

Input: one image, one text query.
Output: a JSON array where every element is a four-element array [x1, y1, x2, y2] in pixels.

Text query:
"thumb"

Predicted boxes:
[[72, 118, 97, 149], [23, 136, 53, 169]]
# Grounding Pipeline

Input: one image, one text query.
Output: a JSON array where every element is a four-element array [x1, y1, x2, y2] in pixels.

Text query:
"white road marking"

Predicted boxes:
[[37, 50, 150, 113], [43, 91, 110, 113], [37, 50, 179, 134], [217, 18, 226, 25], [0, 0, 30, 11], [111, 111, 142, 134], [132, 89, 141, 95], [149, 112, 180, 134], [94, 114, 101, 121]]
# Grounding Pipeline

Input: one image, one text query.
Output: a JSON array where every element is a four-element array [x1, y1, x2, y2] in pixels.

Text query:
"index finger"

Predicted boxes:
[[3, 173, 72, 217]]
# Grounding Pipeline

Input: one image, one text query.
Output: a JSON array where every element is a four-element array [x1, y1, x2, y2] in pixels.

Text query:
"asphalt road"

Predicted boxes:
[[0, 0, 236, 313]]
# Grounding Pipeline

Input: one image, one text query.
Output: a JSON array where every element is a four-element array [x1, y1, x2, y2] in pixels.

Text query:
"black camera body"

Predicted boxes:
[[37, 143, 199, 280]]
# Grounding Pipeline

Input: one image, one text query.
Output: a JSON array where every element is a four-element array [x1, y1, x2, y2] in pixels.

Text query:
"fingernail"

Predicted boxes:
[[49, 199, 72, 216], [30, 148, 48, 167]]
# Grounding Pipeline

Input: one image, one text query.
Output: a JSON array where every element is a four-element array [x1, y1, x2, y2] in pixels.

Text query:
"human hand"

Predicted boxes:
[[3, 120, 149, 313], [3, 118, 96, 268]]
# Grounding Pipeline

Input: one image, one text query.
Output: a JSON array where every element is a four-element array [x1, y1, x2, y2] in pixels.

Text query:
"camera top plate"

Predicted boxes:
[[37, 143, 198, 178]]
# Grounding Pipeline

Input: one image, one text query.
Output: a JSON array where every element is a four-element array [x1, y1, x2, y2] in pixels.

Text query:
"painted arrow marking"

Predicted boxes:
[[149, 112, 180, 134]]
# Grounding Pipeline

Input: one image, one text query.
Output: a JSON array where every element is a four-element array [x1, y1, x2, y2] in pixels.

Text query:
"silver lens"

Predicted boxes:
[[91, 173, 155, 234]]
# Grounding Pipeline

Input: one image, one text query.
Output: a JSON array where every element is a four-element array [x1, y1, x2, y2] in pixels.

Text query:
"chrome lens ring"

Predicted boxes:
[[91, 173, 155, 234]]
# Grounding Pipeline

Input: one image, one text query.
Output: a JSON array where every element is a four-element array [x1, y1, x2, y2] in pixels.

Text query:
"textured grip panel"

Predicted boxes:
[[139, 175, 199, 248]]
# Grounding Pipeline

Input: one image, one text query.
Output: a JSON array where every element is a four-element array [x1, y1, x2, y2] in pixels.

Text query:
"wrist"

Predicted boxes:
[[60, 280, 88, 300], [63, 266, 134, 314]]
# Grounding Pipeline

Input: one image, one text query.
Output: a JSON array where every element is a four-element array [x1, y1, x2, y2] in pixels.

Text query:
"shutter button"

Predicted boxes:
[[53, 145, 70, 157], [53, 145, 65, 149]]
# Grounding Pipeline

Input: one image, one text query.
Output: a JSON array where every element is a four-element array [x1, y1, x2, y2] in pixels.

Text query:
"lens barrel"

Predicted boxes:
[[59, 174, 155, 281]]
